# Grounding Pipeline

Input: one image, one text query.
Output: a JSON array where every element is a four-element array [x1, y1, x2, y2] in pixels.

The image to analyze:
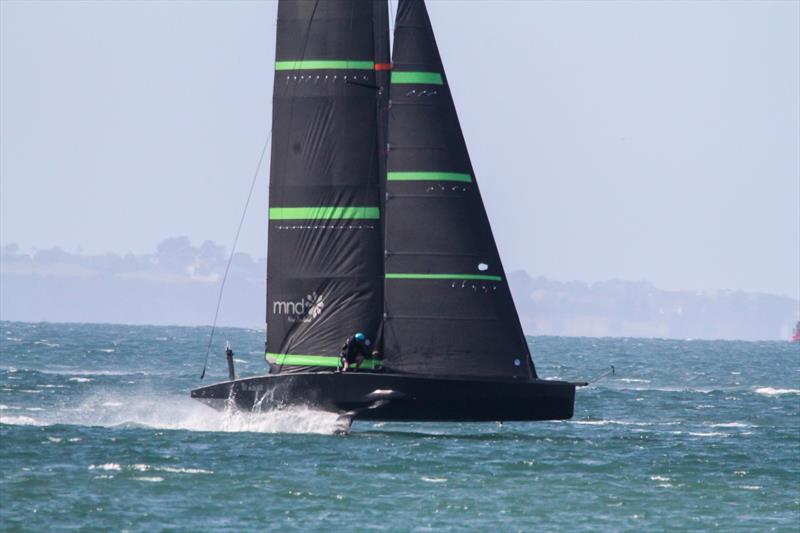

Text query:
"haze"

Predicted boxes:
[[1, 0, 798, 299]]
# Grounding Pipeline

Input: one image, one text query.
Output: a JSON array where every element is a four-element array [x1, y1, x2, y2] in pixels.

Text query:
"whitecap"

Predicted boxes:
[[0, 405, 8, 410], [688, 431, 728, 437], [158, 466, 213, 475], [709, 422, 750, 428], [650, 475, 670, 482], [619, 378, 651, 383], [89, 463, 122, 471], [34, 341, 59, 347], [69, 377, 93, 383], [754, 387, 799, 396], [97, 349, 115, 353], [133, 476, 164, 483], [421, 476, 447, 483], [739, 485, 762, 491], [46, 436, 62, 443]]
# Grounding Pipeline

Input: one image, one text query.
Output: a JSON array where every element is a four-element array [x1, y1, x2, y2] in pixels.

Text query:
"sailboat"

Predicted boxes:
[[191, 0, 580, 425]]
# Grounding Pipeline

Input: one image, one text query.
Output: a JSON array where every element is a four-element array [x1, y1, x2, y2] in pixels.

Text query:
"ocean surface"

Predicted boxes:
[[0, 321, 798, 531]]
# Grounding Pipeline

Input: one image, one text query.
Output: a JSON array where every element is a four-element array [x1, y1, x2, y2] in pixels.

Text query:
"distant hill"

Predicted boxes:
[[507, 271, 797, 341], [2, 237, 797, 340]]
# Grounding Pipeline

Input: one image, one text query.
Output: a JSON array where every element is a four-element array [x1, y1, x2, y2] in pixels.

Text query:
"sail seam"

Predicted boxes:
[[386, 315, 502, 322]]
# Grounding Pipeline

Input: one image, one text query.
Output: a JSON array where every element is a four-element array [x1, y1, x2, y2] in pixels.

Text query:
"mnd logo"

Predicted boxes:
[[272, 292, 325, 323]]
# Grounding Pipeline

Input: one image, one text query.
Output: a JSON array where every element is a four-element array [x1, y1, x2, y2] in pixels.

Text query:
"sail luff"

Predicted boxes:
[[373, 0, 391, 355], [384, 0, 537, 379]]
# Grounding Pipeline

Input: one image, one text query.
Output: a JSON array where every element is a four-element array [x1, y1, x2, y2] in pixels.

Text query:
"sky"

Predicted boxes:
[[1, 0, 798, 299]]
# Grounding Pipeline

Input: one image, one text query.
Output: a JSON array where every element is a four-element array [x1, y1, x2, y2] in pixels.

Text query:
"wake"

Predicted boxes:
[[0, 390, 344, 435]]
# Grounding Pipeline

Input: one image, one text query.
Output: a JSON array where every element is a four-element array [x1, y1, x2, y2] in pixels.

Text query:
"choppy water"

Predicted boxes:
[[1, 321, 798, 531]]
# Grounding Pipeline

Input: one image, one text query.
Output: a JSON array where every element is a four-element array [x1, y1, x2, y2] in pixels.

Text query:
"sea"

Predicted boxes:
[[0, 321, 798, 531]]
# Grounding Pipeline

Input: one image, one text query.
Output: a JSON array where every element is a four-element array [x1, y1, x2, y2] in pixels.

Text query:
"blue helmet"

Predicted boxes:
[[354, 332, 366, 342]]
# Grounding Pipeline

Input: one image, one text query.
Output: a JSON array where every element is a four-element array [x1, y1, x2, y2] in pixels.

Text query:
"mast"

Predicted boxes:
[[266, 0, 389, 372], [383, 0, 537, 379]]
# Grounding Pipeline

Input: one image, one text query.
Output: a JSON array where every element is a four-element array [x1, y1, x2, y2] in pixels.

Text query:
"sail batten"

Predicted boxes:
[[275, 60, 376, 70], [391, 71, 443, 85], [269, 206, 381, 220], [386, 273, 503, 281], [387, 171, 471, 182]]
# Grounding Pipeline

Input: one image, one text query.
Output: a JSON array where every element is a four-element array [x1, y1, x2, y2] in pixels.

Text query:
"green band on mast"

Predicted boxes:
[[385, 273, 503, 282], [387, 171, 472, 182], [266, 353, 381, 370], [275, 60, 375, 71], [391, 71, 444, 85], [269, 206, 380, 220]]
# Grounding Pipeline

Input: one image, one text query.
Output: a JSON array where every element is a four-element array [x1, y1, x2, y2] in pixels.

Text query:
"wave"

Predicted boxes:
[[609, 385, 722, 394], [89, 463, 213, 475], [1, 366, 145, 376], [0, 390, 345, 435], [572, 419, 672, 427], [754, 387, 799, 396]]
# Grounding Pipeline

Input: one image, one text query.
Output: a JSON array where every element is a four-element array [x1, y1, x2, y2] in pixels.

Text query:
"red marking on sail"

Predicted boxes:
[[374, 63, 392, 71]]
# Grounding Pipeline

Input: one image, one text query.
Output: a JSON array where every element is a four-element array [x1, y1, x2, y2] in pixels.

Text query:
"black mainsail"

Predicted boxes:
[[193, 0, 577, 424], [266, 0, 389, 372], [382, 0, 535, 379]]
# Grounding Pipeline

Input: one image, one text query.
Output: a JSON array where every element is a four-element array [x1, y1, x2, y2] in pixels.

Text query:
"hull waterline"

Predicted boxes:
[[191, 372, 577, 422]]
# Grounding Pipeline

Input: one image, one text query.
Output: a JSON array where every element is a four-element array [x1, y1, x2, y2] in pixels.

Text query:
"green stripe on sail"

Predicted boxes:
[[387, 171, 472, 183], [266, 353, 381, 370], [385, 273, 503, 282], [269, 206, 380, 220], [391, 71, 443, 85], [275, 60, 375, 71]]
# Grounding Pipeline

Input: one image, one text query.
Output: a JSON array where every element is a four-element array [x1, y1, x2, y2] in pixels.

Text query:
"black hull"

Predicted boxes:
[[191, 373, 576, 422]]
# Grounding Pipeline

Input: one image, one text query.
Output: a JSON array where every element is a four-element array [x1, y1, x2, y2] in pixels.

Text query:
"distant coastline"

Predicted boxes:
[[2, 237, 797, 341]]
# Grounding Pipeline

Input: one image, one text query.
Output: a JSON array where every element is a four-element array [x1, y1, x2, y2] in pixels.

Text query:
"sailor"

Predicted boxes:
[[340, 332, 372, 372]]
